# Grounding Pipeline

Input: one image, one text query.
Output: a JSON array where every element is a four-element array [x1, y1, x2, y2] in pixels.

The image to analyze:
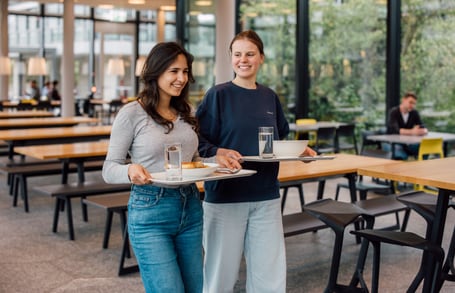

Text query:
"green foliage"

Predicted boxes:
[[239, 0, 455, 131]]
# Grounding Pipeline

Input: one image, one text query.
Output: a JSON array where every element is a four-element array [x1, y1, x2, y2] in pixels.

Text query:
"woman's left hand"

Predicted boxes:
[[300, 146, 318, 163]]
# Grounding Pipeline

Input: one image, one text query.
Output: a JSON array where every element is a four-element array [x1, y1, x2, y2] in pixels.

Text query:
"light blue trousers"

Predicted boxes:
[[203, 198, 286, 293]]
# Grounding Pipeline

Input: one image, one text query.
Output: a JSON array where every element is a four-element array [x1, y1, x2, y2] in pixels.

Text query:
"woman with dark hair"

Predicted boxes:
[[197, 30, 316, 292], [102, 42, 239, 293]]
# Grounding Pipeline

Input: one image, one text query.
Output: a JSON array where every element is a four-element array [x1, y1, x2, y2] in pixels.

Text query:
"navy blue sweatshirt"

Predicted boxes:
[[196, 81, 289, 203]]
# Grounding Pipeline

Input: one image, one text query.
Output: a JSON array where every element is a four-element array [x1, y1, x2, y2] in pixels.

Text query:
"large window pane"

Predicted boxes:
[[240, 0, 296, 122], [310, 0, 387, 131], [187, 2, 216, 106], [401, 0, 455, 132]]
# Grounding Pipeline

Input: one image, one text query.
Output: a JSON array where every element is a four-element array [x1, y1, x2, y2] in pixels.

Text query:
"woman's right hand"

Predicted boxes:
[[128, 163, 152, 185], [216, 148, 243, 170]]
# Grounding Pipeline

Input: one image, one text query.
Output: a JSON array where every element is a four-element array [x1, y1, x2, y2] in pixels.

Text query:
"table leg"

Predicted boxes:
[[422, 188, 450, 292], [61, 160, 69, 184]]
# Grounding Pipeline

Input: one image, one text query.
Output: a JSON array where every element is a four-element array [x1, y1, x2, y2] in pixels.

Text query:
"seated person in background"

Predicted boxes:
[[50, 80, 61, 101], [385, 91, 428, 159], [41, 81, 51, 99], [26, 80, 41, 101]]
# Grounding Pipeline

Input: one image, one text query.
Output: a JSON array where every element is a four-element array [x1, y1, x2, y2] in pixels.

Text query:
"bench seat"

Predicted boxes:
[[0, 160, 105, 212], [34, 181, 131, 241], [83, 193, 130, 249]]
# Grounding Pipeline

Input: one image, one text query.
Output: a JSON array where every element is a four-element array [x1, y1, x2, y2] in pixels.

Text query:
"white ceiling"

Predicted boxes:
[[9, 0, 176, 10]]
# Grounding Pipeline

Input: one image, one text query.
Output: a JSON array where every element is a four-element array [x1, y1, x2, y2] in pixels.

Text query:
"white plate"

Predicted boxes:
[[150, 169, 257, 186], [241, 155, 336, 162], [182, 163, 219, 178]]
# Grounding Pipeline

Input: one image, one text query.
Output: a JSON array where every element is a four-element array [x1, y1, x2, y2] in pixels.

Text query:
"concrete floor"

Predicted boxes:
[[0, 170, 454, 292]]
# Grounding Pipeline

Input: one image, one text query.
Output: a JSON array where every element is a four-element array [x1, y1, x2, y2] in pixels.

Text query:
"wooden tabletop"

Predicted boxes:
[[0, 116, 99, 129], [0, 110, 54, 119], [2, 100, 61, 107], [278, 153, 399, 182], [357, 156, 455, 190], [14, 141, 110, 160], [358, 156, 455, 291], [0, 125, 111, 141]]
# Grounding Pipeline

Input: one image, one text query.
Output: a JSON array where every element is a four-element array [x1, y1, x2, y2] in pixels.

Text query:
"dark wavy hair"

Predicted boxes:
[[137, 42, 198, 133]]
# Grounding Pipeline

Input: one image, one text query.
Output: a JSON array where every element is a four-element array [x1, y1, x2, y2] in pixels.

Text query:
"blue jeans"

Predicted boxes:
[[128, 184, 203, 293], [382, 142, 419, 160]]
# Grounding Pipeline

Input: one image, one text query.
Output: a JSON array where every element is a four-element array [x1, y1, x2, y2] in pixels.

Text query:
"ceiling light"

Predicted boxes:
[[107, 58, 125, 76], [98, 4, 114, 9], [27, 57, 47, 76], [0, 56, 11, 75], [195, 1, 212, 6], [128, 0, 146, 4], [160, 5, 176, 11]]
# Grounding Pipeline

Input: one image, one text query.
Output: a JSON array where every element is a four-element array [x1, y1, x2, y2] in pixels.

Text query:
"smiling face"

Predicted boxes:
[[231, 38, 264, 83], [157, 53, 189, 100]]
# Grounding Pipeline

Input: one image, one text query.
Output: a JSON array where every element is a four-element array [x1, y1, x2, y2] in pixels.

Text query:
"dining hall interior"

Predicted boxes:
[[0, 0, 455, 292]]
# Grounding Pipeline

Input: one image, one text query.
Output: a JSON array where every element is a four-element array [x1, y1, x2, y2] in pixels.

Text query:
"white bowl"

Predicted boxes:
[[182, 162, 219, 178], [273, 140, 308, 157]]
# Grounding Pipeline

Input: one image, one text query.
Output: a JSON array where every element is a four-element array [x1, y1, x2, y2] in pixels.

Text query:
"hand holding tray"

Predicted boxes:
[[150, 169, 257, 186]]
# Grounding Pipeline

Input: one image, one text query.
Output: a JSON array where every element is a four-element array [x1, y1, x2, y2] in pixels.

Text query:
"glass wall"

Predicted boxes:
[[309, 0, 387, 131], [240, 0, 297, 122], [7, 2, 176, 103], [186, 2, 216, 106], [401, 0, 455, 132]]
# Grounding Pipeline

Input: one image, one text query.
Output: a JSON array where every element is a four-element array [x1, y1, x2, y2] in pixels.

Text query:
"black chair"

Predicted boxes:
[[280, 181, 304, 213], [36, 100, 52, 111], [107, 99, 124, 124], [314, 126, 337, 154], [350, 190, 455, 292], [396, 191, 455, 291], [335, 132, 393, 202], [17, 101, 33, 111], [335, 123, 358, 154], [359, 129, 386, 155], [349, 229, 445, 293], [303, 198, 374, 292], [354, 195, 410, 233]]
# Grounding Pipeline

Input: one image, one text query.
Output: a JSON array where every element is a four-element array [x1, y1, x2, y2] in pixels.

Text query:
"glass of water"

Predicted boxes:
[[258, 127, 274, 158], [164, 143, 182, 181]]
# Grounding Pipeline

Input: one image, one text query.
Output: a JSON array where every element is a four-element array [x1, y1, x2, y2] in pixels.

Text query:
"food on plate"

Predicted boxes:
[[182, 161, 207, 169]]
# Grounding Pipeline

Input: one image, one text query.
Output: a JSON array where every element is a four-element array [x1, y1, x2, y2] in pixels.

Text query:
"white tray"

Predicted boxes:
[[241, 155, 336, 162], [150, 169, 257, 186]]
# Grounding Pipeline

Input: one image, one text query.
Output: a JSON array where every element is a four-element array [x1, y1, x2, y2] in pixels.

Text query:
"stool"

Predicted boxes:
[[349, 229, 445, 293], [280, 181, 304, 213], [303, 198, 373, 292], [396, 191, 455, 291]]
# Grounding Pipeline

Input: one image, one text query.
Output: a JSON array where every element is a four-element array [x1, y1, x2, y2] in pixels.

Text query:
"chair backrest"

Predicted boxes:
[[317, 126, 336, 141], [314, 126, 337, 154], [360, 129, 385, 154], [335, 123, 358, 154], [295, 118, 317, 143], [296, 118, 317, 125], [417, 138, 444, 161]]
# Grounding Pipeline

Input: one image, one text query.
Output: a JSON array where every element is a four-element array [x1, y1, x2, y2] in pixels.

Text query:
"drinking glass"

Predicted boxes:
[[164, 143, 182, 181], [258, 127, 274, 158]]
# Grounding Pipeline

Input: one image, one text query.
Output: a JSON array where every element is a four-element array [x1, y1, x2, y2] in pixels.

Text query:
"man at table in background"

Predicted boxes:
[[385, 91, 428, 159]]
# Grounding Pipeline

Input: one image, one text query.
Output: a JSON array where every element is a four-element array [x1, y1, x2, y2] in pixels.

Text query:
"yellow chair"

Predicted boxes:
[[295, 118, 317, 146], [415, 137, 444, 192]]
